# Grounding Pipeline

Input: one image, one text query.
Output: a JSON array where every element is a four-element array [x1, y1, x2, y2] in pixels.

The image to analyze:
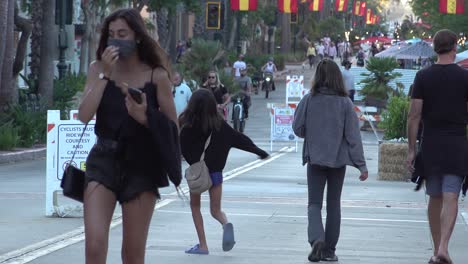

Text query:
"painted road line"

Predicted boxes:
[[0, 147, 293, 264], [156, 209, 466, 225]]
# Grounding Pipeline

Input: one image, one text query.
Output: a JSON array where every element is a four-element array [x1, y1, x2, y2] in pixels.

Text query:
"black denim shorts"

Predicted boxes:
[[85, 138, 160, 203]]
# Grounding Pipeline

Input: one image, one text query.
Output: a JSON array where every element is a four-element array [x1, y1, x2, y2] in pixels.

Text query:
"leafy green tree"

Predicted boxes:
[[180, 39, 225, 86], [359, 57, 403, 101]]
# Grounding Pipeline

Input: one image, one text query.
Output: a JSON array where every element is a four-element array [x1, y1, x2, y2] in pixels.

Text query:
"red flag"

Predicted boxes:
[[439, 0, 464, 14], [335, 0, 349, 12], [309, 0, 324, 11], [231, 0, 258, 11], [359, 2, 366, 16]]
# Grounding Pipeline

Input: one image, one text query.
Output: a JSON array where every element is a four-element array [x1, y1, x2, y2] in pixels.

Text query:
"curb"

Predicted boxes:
[[0, 147, 46, 164]]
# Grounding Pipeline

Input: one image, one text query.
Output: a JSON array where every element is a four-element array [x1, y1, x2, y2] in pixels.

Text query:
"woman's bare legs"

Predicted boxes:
[[121, 192, 156, 264], [84, 182, 117, 264]]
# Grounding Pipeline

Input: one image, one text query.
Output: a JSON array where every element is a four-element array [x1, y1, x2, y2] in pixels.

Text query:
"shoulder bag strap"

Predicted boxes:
[[200, 133, 212, 161]]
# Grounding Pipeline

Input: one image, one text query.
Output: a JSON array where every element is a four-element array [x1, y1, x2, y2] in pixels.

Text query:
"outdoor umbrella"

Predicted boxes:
[[393, 42, 436, 60], [375, 44, 408, 58]]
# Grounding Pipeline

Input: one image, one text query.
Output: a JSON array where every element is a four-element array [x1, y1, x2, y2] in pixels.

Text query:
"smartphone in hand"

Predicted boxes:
[[127, 87, 143, 104]]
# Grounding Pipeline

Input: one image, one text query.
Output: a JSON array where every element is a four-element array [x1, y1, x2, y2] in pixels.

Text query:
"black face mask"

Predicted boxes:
[[107, 38, 137, 58]]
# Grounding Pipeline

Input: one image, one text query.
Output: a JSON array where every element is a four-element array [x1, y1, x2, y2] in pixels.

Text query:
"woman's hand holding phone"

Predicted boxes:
[[125, 88, 148, 127]]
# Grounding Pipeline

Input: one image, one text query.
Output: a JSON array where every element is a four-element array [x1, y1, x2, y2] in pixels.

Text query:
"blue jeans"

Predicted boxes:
[[307, 164, 346, 252]]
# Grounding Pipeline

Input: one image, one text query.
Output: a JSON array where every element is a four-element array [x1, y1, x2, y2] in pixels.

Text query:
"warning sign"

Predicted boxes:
[[271, 106, 296, 142], [57, 124, 95, 178]]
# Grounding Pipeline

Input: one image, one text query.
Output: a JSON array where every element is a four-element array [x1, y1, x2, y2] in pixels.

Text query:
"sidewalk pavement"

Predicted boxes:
[[0, 64, 467, 263]]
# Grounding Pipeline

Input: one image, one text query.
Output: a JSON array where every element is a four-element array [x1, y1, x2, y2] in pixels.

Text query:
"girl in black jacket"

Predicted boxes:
[[179, 88, 268, 255]]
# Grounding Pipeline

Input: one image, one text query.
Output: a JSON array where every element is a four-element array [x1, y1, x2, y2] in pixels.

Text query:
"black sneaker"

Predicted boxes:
[[321, 251, 338, 262], [308, 241, 324, 262]]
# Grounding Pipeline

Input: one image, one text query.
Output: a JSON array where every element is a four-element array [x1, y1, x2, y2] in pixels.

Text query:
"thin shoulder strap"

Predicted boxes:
[[200, 133, 212, 161]]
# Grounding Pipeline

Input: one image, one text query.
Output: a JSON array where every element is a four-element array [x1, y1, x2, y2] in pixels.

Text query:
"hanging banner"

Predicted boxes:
[[309, 0, 324, 11], [439, 0, 464, 14], [335, 0, 349, 12], [359, 1, 366, 16], [353, 0, 361, 15], [366, 8, 373, 24], [278, 0, 298, 13], [231, 0, 258, 11]]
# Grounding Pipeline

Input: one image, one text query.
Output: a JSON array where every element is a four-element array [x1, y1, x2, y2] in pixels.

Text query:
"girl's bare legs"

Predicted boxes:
[[190, 192, 208, 250], [209, 184, 228, 225], [84, 182, 117, 264], [121, 192, 156, 264]]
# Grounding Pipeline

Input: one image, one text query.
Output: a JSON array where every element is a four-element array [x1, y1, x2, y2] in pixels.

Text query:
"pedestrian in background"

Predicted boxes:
[[232, 54, 247, 78], [341, 60, 355, 102], [179, 89, 269, 255], [78, 8, 179, 264], [292, 59, 368, 262], [172, 71, 192, 116], [407, 29, 468, 264], [202, 70, 230, 120]]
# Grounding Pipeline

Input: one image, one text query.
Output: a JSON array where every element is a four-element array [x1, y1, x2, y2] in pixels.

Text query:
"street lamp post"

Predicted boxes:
[[57, 0, 69, 80]]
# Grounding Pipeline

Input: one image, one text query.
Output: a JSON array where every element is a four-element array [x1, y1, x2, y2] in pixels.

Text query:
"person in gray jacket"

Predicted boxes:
[[292, 59, 368, 262]]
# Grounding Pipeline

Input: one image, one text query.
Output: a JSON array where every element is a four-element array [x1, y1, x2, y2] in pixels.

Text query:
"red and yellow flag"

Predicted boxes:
[[366, 8, 373, 24], [353, 0, 361, 15], [439, 0, 464, 14], [335, 0, 349, 12], [309, 0, 324, 11], [231, 0, 258, 11], [278, 0, 298, 13]]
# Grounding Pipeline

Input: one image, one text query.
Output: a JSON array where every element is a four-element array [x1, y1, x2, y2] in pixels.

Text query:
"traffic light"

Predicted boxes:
[[206, 2, 221, 30], [290, 13, 298, 24]]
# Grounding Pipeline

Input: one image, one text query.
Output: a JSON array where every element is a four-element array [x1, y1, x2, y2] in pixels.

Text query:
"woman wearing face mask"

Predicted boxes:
[[78, 8, 179, 264]]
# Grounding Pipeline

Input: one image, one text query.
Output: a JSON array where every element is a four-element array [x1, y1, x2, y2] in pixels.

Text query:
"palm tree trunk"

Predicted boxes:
[[13, 3, 32, 77], [0, 0, 16, 109], [38, 0, 57, 107], [29, 0, 43, 83]]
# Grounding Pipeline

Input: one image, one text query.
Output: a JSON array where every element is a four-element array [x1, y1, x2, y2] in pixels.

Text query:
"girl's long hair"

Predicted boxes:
[[179, 89, 223, 133], [96, 8, 171, 75], [311, 59, 347, 97]]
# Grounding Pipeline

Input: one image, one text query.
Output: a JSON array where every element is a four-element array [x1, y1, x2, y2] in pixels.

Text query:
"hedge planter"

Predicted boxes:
[[378, 142, 410, 181]]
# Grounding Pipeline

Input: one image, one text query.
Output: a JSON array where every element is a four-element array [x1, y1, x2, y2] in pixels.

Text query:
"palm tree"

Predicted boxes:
[[359, 57, 403, 104]]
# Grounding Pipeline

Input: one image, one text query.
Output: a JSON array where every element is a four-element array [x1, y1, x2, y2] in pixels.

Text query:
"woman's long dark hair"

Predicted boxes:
[[96, 8, 170, 74], [311, 59, 347, 97], [179, 89, 223, 133]]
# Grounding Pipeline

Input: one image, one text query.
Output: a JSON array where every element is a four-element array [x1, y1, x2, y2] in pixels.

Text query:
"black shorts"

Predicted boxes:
[[85, 140, 160, 203]]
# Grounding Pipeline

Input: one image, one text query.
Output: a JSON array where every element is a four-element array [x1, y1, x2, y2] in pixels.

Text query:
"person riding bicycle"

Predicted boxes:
[[261, 57, 277, 91], [233, 67, 252, 119]]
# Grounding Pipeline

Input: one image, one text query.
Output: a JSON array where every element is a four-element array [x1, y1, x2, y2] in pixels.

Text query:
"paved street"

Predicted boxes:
[[0, 67, 467, 263]]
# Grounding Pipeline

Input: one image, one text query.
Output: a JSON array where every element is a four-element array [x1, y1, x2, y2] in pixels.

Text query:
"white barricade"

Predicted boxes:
[[269, 104, 298, 152], [45, 110, 96, 217]]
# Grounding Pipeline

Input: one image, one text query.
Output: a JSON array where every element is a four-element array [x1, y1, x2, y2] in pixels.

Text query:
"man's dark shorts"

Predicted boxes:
[[426, 174, 464, 197]]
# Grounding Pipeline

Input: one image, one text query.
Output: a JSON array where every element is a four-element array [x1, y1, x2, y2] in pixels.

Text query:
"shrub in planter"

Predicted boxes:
[[377, 94, 411, 181], [379, 95, 410, 140]]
